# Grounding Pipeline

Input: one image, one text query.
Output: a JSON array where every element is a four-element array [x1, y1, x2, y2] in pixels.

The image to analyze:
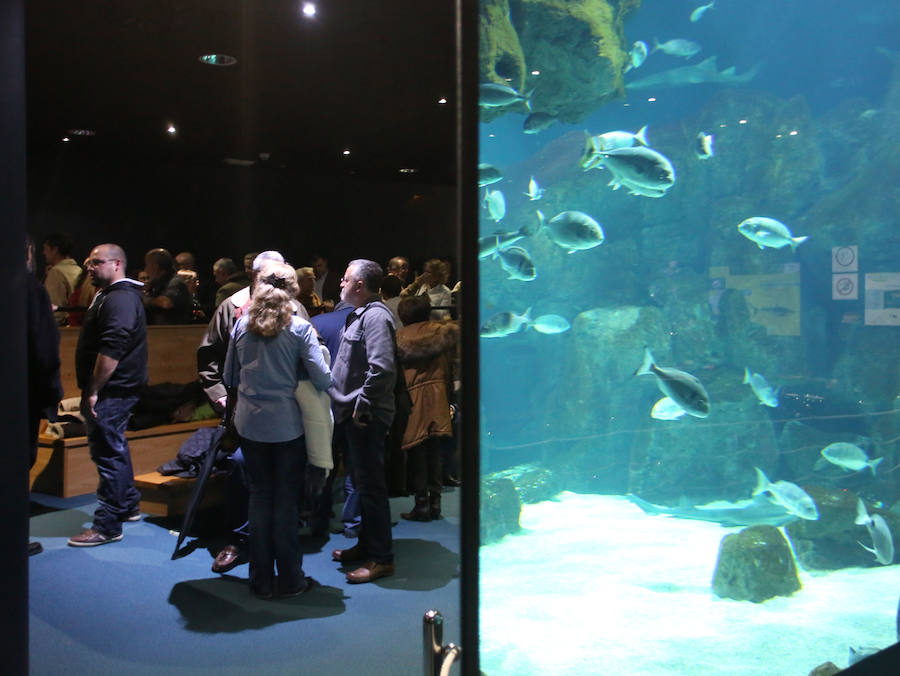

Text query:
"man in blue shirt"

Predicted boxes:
[[69, 243, 148, 546]]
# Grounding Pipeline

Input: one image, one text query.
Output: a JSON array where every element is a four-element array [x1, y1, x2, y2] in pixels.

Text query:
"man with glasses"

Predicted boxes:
[[329, 259, 397, 583], [68, 244, 148, 546]]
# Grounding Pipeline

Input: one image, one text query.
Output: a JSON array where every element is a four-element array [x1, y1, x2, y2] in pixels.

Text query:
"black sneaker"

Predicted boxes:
[[28, 541, 43, 556]]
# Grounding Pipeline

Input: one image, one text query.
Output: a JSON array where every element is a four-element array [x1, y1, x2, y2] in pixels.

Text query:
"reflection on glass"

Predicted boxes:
[[477, 1, 900, 673]]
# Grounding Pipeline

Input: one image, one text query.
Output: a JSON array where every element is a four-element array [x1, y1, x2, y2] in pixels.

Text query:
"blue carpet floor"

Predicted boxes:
[[29, 490, 461, 675]]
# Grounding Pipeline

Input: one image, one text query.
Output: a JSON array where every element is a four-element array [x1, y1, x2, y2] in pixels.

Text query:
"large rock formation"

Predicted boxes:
[[712, 525, 801, 602]]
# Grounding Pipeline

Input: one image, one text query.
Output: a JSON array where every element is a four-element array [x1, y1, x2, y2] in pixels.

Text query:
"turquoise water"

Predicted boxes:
[[479, 1, 899, 672]]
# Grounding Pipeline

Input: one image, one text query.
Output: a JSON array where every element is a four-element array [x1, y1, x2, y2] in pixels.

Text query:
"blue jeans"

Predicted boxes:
[[338, 419, 393, 564], [86, 394, 141, 536], [241, 436, 307, 591]]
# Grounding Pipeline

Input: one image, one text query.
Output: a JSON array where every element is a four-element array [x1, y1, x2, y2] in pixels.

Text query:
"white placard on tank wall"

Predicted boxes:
[[832, 273, 858, 300], [832, 245, 858, 273], [864, 272, 900, 326]]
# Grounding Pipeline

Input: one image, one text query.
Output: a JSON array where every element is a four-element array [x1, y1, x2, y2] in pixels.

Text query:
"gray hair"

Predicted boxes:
[[348, 259, 383, 293], [252, 250, 285, 272]]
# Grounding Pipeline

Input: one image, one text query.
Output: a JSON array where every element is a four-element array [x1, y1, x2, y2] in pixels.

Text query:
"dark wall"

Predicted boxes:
[[1, 0, 30, 672], [28, 152, 456, 279]]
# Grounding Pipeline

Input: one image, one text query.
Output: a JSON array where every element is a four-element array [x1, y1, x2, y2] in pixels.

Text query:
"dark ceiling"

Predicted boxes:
[[26, 0, 457, 181]]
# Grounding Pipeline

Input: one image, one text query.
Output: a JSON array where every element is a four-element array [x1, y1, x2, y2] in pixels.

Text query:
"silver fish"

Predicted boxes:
[[539, 210, 605, 253], [531, 314, 570, 334], [821, 442, 883, 475], [695, 131, 714, 159], [690, 2, 714, 23], [483, 188, 506, 222], [855, 499, 894, 564], [523, 176, 544, 201], [743, 368, 779, 407], [480, 308, 532, 338], [479, 83, 531, 109], [650, 396, 686, 420], [626, 56, 759, 91], [601, 146, 676, 193], [753, 467, 819, 520], [478, 163, 503, 187], [523, 112, 556, 134], [495, 246, 536, 281], [478, 216, 542, 259], [624, 41, 649, 73], [635, 347, 710, 418], [738, 217, 808, 251], [651, 38, 702, 59]]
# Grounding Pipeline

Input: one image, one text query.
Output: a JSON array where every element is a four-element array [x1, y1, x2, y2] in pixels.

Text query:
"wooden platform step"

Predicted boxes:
[[134, 470, 225, 518]]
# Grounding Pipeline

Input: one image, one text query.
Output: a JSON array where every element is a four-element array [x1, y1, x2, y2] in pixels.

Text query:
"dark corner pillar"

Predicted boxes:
[[0, 0, 30, 673]]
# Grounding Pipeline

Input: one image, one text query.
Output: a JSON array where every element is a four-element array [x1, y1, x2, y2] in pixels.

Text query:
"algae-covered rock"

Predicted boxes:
[[491, 463, 562, 503], [481, 476, 522, 544], [479, 0, 637, 123], [712, 525, 801, 602]]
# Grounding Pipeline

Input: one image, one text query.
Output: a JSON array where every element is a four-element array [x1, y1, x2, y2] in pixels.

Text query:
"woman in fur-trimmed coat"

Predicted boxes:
[[395, 294, 460, 521]]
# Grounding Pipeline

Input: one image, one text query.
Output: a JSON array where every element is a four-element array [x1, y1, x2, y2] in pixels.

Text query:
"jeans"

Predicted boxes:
[[225, 448, 250, 545], [241, 436, 307, 592], [338, 419, 393, 564], [86, 394, 141, 536]]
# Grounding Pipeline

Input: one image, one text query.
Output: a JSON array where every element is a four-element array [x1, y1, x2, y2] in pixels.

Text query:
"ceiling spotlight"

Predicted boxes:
[[342, 148, 351, 156], [167, 124, 177, 135], [437, 97, 447, 105], [301, 2, 317, 18], [61, 136, 70, 143], [199, 54, 237, 67]]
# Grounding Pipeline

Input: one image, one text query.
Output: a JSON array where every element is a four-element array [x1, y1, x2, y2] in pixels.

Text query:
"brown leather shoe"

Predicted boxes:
[[346, 560, 395, 584], [332, 543, 367, 563], [67, 528, 123, 547], [212, 544, 244, 573]]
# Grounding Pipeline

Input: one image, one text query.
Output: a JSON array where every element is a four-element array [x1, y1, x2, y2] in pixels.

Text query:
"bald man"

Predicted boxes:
[[69, 243, 148, 547]]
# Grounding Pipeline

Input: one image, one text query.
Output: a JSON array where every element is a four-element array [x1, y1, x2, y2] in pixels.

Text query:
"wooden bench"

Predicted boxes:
[[30, 324, 221, 498], [134, 470, 226, 518]]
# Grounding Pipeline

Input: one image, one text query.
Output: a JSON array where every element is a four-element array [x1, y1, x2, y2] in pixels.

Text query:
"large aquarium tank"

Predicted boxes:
[[475, 0, 900, 673]]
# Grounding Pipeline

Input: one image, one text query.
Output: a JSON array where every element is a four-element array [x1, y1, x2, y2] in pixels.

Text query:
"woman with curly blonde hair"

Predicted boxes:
[[224, 261, 331, 599]]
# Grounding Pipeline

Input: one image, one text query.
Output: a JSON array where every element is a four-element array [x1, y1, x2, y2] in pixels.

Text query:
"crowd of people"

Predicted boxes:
[[26, 233, 462, 598]]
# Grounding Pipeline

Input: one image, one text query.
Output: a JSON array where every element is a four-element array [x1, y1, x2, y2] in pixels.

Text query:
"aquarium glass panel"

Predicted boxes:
[[477, 1, 900, 673]]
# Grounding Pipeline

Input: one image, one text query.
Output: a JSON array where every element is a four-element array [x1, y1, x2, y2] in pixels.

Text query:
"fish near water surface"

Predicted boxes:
[[752, 467, 819, 521], [738, 217, 808, 251], [635, 348, 710, 418]]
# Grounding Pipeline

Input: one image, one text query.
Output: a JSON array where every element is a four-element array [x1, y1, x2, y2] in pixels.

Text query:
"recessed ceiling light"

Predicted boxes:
[[61, 137, 70, 143], [199, 54, 237, 67], [167, 124, 177, 135], [342, 149, 351, 156], [301, 2, 317, 18], [437, 97, 448, 104]]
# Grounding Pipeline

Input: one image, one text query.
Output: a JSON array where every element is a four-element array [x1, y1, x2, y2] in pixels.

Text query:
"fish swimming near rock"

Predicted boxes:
[[523, 112, 556, 134], [635, 347, 710, 418], [483, 188, 506, 222], [650, 396, 686, 420], [752, 467, 819, 521], [624, 40, 649, 73], [627, 493, 798, 527], [821, 442, 883, 475], [855, 498, 894, 565], [523, 176, 544, 201], [538, 210, 605, 253], [695, 132, 714, 159], [651, 38, 702, 59], [530, 314, 570, 334], [478, 163, 503, 187], [494, 245, 536, 281], [478, 216, 542, 259], [479, 83, 531, 109], [743, 368, 779, 407], [480, 308, 532, 338], [690, 2, 714, 23], [738, 217, 808, 251], [626, 56, 759, 91], [600, 147, 676, 196]]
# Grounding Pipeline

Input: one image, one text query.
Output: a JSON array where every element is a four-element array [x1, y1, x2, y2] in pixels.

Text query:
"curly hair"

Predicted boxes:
[[247, 261, 299, 336]]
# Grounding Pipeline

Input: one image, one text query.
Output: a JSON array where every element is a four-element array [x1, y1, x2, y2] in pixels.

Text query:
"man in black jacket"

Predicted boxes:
[[69, 243, 148, 547]]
